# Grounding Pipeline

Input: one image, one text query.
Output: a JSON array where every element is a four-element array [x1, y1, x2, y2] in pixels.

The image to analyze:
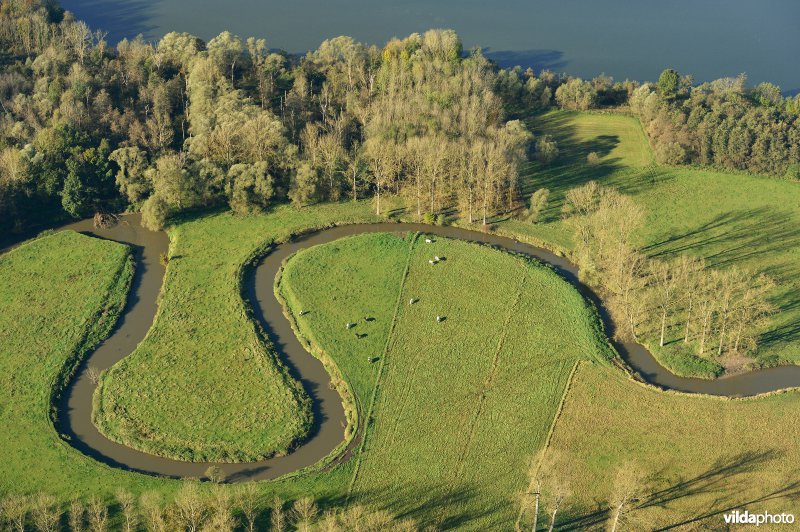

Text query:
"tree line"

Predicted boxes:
[[518, 451, 651, 532], [0, 483, 417, 531], [561, 181, 776, 369], [498, 66, 800, 177]]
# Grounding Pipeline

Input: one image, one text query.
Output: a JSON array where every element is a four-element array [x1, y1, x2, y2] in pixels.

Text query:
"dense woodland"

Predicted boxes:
[[0, 0, 799, 236]]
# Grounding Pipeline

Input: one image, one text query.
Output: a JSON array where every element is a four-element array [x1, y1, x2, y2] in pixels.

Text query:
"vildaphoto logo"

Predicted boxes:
[[723, 510, 795, 526]]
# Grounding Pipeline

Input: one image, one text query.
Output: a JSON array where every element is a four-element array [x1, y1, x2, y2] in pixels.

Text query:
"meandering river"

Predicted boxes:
[[43, 217, 800, 480]]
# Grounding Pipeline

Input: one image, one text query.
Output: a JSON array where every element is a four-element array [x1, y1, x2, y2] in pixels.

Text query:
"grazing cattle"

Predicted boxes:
[[436, 315, 444, 322], [346, 322, 355, 329], [425, 238, 433, 243], [434, 256, 441, 261], [429, 259, 436, 265]]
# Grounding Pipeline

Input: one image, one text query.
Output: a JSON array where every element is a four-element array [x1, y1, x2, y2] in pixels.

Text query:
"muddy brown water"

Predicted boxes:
[[7, 217, 798, 481]]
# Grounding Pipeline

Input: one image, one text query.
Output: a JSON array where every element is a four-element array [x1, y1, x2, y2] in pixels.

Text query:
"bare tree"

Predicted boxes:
[[68, 499, 86, 532], [270, 496, 286, 532], [608, 462, 647, 532], [649, 260, 679, 347], [87, 496, 108, 532], [675, 255, 705, 344], [695, 272, 720, 356], [173, 482, 209, 532], [236, 483, 260, 532], [139, 491, 166, 532], [32, 493, 60, 532], [202, 487, 235, 532], [3, 495, 28, 532], [115, 489, 136, 532], [729, 273, 776, 354], [291, 496, 319, 532]]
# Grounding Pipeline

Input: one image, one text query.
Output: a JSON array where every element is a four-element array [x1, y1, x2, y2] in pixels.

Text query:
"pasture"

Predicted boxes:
[[280, 232, 614, 529], [543, 362, 800, 529]]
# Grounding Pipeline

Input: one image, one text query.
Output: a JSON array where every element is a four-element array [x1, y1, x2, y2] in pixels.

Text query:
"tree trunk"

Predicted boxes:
[[468, 187, 473, 224], [547, 506, 559, 532], [417, 177, 422, 220], [610, 503, 624, 532], [375, 183, 381, 215], [717, 318, 727, 357], [684, 297, 693, 343], [699, 312, 710, 355]]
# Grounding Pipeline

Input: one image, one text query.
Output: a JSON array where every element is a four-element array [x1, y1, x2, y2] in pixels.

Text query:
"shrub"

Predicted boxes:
[[785, 163, 800, 181], [526, 188, 550, 223], [555, 78, 598, 111], [535, 135, 559, 164], [586, 152, 601, 166]]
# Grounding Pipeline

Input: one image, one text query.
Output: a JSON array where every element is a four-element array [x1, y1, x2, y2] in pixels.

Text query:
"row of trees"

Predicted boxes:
[[0, 483, 417, 532], [518, 452, 650, 532], [562, 181, 776, 360]]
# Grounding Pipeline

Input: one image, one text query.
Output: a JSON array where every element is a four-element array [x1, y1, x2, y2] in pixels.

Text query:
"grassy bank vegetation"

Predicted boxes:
[[538, 363, 800, 529], [281, 233, 614, 529]]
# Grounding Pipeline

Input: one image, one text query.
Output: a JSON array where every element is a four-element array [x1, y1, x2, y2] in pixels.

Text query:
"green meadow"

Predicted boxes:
[[281, 233, 613, 529]]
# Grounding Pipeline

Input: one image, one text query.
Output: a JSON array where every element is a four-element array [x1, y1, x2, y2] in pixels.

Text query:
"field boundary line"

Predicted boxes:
[[347, 231, 419, 498], [514, 358, 584, 529]]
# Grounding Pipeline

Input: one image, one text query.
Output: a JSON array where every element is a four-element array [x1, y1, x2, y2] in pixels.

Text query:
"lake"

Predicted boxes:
[[61, 0, 800, 93]]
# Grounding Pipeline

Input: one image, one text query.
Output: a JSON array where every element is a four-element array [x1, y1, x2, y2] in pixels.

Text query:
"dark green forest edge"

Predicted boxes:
[[2, 0, 800, 528]]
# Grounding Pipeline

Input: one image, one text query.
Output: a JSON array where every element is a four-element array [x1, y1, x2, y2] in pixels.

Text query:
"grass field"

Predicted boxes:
[[95, 204, 383, 462], [543, 363, 800, 530], [280, 233, 614, 529], [497, 110, 800, 374]]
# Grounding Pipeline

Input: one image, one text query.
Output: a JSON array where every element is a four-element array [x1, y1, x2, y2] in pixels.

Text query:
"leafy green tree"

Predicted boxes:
[[554, 78, 597, 110], [535, 135, 559, 163], [527, 188, 550, 223], [140, 194, 171, 231], [61, 139, 116, 218], [226, 162, 275, 214], [110, 147, 151, 203], [657, 68, 680, 99], [289, 161, 320, 207]]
